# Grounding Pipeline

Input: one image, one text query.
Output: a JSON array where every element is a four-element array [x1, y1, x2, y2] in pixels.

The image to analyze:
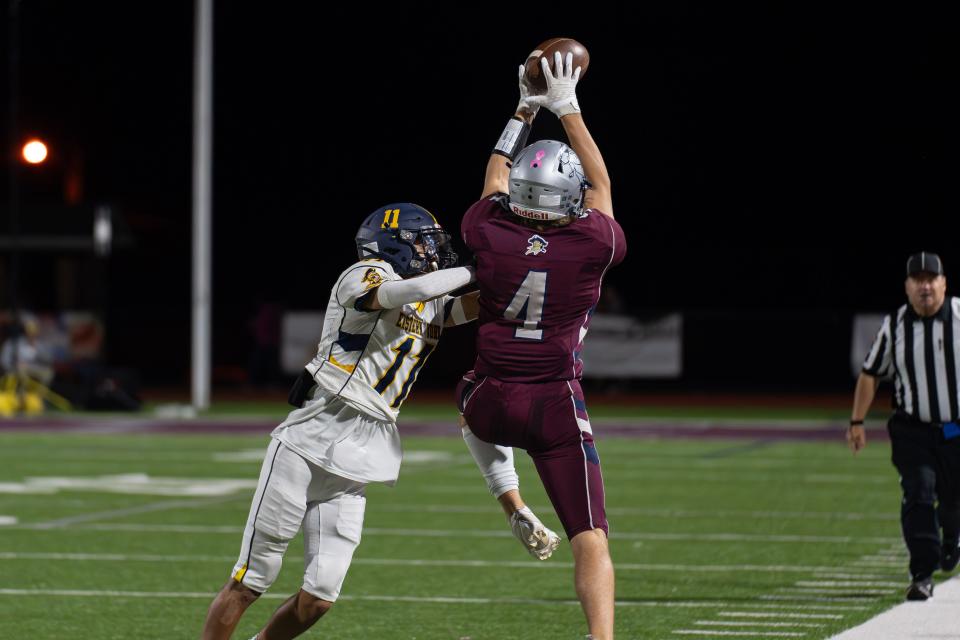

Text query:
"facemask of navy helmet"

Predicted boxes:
[[355, 203, 458, 277], [507, 140, 589, 224]]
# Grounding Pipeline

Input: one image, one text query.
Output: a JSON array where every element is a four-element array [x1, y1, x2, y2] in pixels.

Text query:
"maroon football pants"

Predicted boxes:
[[457, 371, 607, 539]]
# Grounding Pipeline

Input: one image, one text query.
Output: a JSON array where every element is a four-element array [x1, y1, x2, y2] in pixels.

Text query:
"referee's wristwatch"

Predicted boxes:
[[849, 419, 864, 428]]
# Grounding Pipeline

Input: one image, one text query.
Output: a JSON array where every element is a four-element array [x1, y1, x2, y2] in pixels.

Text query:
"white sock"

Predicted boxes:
[[462, 426, 519, 497]]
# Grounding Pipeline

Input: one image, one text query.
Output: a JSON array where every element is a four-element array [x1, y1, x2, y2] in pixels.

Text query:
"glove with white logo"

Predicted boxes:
[[527, 51, 581, 117]]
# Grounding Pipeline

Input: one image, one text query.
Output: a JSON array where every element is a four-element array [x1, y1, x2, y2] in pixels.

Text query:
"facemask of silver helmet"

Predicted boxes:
[[508, 141, 588, 223]]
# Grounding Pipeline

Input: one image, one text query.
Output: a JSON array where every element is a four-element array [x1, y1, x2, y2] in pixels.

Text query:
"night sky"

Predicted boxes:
[[1, 3, 957, 389]]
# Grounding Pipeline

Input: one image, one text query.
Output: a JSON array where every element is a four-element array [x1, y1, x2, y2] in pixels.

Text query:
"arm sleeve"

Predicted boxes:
[[376, 267, 476, 309], [862, 314, 894, 378]]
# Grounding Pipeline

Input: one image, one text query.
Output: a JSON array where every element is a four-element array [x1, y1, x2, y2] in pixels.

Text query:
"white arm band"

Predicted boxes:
[[376, 266, 475, 309]]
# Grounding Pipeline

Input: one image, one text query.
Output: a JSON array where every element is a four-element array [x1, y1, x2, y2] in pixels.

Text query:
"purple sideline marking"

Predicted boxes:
[[0, 417, 887, 441]]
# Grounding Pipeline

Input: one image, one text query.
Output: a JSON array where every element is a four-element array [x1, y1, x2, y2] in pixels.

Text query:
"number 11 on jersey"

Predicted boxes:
[[503, 270, 548, 340]]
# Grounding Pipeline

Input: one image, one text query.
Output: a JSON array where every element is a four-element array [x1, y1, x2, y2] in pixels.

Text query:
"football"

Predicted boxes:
[[523, 38, 590, 95]]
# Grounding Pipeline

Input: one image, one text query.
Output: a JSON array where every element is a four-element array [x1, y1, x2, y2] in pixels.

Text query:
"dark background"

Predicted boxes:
[[1, 2, 957, 392]]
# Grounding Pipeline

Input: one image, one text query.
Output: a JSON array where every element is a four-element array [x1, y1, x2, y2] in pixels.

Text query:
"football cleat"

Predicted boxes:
[[905, 576, 933, 601]]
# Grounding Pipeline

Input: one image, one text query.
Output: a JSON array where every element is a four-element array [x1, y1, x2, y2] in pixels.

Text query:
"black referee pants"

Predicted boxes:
[[888, 412, 960, 579]]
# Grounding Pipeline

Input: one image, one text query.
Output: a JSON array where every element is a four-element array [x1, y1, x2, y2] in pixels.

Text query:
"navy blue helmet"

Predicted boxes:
[[355, 203, 458, 277]]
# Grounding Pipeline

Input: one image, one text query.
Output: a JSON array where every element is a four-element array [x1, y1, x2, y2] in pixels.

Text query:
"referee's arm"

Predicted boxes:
[[848, 372, 879, 454]]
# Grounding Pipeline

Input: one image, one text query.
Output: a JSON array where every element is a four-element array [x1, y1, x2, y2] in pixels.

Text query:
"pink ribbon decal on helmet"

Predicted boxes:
[[531, 150, 546, 168]]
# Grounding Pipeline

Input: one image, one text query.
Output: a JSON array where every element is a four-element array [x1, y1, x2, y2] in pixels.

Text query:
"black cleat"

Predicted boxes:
[[906, 576, 934, 601], [941, 539, 960, 573]]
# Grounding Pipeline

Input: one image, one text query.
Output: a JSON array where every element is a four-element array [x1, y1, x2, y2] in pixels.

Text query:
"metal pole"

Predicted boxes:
[[191, 0, 213, 410], [6, 0, 22, 314]]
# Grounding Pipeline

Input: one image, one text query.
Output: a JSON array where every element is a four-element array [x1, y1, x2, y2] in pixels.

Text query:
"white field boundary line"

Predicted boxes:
[[1, 522, 901, 544], [759, 596, 877, 603], [810, 574, 902, 581], [779, 588, 896, 596], [0, 588, 869, 611], [0, 552, 890, 575], [826, 577, 960, 640], [371, 503, 901, 522], [670, 522, 900, 636], [718, 613, 843, 619], [695, 621, 825, 627], [794, 581, 903, 588], [672, 631, 807, 637], [420, 484, 897, 497], [438, 470, 897, 484], [0, 499, 903, 524]]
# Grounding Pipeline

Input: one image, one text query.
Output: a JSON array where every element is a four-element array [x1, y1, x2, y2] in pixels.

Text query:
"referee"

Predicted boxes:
[[849, 251, 960, 601]]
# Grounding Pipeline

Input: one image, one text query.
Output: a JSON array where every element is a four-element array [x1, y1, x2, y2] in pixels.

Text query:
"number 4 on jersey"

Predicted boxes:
[[504, 270, 547, 340]]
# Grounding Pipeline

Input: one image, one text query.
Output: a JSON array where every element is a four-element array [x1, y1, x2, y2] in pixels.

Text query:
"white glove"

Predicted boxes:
[[516, 64, 539, 118], [528, 51, 581, 117]]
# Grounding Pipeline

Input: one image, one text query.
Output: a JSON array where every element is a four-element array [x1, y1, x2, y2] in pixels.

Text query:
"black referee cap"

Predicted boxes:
[[906, 252, 944, 277]]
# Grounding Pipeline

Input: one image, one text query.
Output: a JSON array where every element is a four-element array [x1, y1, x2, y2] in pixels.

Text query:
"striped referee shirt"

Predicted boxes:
[[863, 296, 960, 423]]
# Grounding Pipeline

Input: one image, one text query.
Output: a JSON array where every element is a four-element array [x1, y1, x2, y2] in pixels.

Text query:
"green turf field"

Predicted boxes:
[[0, 429, 943, 639]]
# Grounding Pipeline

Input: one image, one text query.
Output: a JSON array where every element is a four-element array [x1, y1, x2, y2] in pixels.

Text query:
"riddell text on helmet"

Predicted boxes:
[[510, 204, 551, 220]]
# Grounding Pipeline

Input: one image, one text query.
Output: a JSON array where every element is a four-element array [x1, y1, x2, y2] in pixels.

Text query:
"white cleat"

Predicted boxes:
[[509, 506, 561, 560]]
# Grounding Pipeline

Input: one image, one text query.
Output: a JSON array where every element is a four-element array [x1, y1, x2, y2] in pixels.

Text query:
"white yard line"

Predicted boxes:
[[811, 573, 901, 581], [672, 631, 807, 637], [718, 613, 843, 619], [780, 588, 895, 596], [0, 552, 883, 576], [794, 581, 903, 588], [827, 577, 960, 640], [0, 588, 856, 610], [760, 595, 878, 603], [695, 621, 824, 628], [709, 604, 868, 611], [376, 503, 899, 522]]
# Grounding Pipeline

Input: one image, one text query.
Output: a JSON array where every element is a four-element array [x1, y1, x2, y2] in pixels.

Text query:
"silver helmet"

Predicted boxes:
[[508, 140, 588, 222]]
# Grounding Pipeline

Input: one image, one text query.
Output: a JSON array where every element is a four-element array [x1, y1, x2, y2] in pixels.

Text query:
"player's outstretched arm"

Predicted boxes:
[[482, 66, 539, 198], [529, 52, 613, 217], [561, 114, 613, 217], [363, 266, 475, 311]]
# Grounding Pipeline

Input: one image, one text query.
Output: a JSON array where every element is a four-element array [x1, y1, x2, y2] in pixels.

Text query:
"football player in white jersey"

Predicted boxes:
[[200, 203, 556, 640]]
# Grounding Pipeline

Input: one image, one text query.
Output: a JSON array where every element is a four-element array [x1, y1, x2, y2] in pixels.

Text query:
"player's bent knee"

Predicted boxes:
[[225, 580, 262, 603], [231, 531, 289, 594], [570, 528, 610, 552]]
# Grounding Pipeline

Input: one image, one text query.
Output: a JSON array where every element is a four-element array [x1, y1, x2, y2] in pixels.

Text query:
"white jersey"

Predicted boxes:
[[272, 259, 447, 484]]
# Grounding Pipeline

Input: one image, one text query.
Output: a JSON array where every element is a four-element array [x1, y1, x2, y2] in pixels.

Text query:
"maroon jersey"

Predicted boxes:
[[462, 195, 627, 382]]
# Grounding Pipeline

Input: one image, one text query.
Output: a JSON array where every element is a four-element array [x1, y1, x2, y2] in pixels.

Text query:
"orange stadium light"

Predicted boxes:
[[22, 139, 48, 164]]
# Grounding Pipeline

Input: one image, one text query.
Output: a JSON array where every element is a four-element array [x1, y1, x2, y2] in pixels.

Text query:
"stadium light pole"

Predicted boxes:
[[192, 0, 213, 411], [6, 0, 22, 315]]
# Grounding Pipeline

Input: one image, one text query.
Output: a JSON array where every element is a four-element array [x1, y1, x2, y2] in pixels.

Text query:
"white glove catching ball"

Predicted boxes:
[[527, 51, 581, 117]]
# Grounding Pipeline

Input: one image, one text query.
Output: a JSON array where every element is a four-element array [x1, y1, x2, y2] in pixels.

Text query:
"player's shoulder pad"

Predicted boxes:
[[334, 259, 400, 305], [339, 259, 398, 282]]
